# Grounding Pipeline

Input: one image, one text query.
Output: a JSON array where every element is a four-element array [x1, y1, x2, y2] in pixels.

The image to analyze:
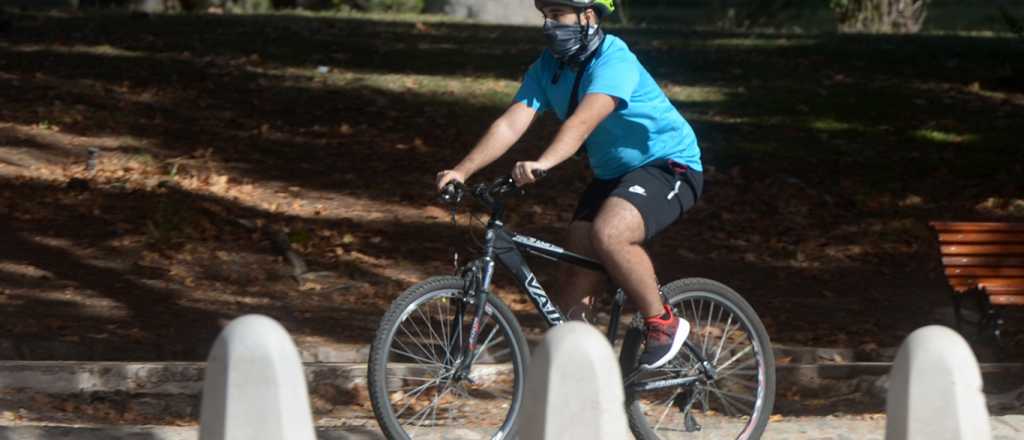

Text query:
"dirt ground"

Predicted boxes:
[[1, 11, 1022, 362]]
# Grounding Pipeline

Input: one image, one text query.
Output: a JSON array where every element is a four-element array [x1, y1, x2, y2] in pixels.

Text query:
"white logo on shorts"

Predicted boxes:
[[628, 185, 647, 196], [666, 181, 682, 200]]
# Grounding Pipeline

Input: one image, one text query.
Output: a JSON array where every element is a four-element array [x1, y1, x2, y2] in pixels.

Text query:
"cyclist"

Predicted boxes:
[[435, 0, 703, 370]]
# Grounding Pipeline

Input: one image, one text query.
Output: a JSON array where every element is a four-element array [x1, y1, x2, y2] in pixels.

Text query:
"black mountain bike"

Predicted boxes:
[[368, 175, 775, 440]]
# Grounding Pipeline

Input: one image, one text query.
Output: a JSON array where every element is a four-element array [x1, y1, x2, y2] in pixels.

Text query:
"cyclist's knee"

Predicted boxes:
[[591, 216, 643, 254], [590, 222, 629, 255]]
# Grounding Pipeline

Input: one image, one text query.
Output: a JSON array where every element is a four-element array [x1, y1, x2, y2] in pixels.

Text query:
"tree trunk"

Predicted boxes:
[[133, 0, 165, 12], [831, 0, 928, 34]]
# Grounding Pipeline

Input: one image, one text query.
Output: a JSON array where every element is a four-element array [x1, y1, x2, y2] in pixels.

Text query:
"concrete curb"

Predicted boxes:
[[0, 425, 385, 440], [0, 338, 371, 363], [3, 360, 1022, 397], [3, 417, 1024, 440], [0, 362, 529, 395]]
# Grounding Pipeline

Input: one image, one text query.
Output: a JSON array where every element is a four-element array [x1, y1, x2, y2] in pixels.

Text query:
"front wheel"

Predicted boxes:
[[622, 278, 776, 440], [368, 276, 530, 440]]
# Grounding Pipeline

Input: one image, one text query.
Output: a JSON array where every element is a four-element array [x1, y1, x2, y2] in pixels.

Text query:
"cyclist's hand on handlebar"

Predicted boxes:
[[511, 161, 548, 187], [435, 169, 467, 193]]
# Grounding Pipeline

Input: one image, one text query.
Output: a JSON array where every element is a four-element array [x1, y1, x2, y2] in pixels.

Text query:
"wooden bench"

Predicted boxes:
[[930, 221, 1024, 352]]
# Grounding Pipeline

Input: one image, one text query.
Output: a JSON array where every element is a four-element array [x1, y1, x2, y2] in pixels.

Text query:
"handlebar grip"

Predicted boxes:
[[532, 169, 548, 180], [439, 181, 465, 204]]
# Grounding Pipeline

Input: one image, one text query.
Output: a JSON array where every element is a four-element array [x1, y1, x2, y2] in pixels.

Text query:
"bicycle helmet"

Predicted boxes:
[[534, 0, 615, 18]]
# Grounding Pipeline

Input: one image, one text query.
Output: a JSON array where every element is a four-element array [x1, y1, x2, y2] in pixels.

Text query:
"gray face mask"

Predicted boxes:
[[542, 17, 604, 67]]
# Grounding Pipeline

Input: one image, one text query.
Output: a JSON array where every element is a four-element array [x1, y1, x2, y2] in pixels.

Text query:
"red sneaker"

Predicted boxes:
[[639, 305, 690, 369]]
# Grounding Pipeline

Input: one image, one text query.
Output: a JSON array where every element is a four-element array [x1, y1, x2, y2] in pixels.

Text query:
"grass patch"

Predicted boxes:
[[662, 84, 732, 103], [913, 129, 979, 144], [809, 118, 861, 132]]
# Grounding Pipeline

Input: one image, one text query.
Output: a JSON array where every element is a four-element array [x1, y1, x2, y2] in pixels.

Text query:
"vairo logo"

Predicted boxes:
[[525, 273, 563, 324], [512, 235, 565, 254]]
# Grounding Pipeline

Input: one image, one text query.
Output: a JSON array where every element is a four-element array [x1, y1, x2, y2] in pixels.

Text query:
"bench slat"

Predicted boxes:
[[945, 267, 1024, 277], [942, 256, 1024, 267], [931, 222, 1024, 232], [991, 295, 1024, 305], [933, 222, 1024, 308], [953, 285, 1024, 295], [939, 244, 1024, 255], [938, 233, 1024, 243], [949, 277, 1024, 287]]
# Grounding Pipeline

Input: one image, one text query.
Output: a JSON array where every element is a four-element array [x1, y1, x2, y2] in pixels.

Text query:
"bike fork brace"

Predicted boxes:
[[449, 261, 493, 380]]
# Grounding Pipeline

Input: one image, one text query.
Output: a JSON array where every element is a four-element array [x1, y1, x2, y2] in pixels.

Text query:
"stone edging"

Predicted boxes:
[[2, 361, 1022, 396]]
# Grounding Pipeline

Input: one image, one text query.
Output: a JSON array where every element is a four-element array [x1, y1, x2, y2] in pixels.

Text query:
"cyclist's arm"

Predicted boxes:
[[451, 102, 539, 178], [535, 93, 616, 170]]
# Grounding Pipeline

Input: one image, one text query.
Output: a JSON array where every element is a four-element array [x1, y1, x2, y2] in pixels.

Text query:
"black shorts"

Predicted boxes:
[[572, 160, 703, 241]]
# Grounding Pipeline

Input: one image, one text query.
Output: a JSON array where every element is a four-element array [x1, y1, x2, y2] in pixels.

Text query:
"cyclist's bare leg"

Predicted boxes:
[[558, 221, 606, 320], [590, 197, 663, 318]]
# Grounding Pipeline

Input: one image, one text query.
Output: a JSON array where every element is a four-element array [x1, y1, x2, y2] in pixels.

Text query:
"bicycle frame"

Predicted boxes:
[[448, 179, 713, 394]]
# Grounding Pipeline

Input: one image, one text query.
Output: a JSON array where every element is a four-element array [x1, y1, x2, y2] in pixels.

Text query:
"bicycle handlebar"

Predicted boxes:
[[439, 169, 547, 211]]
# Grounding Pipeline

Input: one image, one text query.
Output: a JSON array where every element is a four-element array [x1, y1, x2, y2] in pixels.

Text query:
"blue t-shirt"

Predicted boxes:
[[513, 34, 702, 179]]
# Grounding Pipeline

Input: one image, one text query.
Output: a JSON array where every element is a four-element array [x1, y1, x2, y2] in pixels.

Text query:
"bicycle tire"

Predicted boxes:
[[622, 278, 776, 440], [368, 276, 530, 440]]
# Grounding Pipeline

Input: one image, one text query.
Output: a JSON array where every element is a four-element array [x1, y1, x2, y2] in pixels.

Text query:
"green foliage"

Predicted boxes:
[[225, 0, 274, 13], [332, 0, 423, 13]]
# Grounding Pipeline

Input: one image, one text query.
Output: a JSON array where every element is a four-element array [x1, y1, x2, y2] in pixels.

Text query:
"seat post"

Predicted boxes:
[[606, 288, 626, 342]]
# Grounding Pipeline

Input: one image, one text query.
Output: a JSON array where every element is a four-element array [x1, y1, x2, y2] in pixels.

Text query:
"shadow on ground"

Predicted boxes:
[[0, 11, 1021, 361]]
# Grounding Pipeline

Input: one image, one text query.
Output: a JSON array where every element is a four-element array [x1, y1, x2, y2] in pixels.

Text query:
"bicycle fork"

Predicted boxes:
[[450, 255, 496, 382]]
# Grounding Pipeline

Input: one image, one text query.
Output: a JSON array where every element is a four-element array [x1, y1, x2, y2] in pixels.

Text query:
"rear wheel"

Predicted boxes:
[[623, 278, 775, 439], [368, 276, 529, 440]]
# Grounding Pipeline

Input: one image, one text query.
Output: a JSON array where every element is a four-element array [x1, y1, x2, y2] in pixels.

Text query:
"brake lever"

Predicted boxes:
[[504, 169, 546, 196]]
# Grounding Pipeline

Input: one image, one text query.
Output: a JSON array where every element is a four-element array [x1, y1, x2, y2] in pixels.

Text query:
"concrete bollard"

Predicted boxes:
[[885, 325, 991, 440], [518, 322, 629, 440], [199, 315, 316, 440]]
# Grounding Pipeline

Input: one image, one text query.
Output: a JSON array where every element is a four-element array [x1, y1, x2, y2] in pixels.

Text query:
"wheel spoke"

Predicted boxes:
[[717, 375, 760, 390], [717, 344, 753, 372], [713, 315, 735, 364], [471, 323, 500, 365], [414, 307, 446, 363], [653, 388, 683, 430], [391, 339, 440, 366], [387, 374, 442, 383], [398, 317, 439, 365], [706, 384, 748, 417], [693, 300, 705, 356], [410, 383, 454, 429], [701, 302, 715, 354], [717, 352, 757, 379], [393, 375, 446, 420], [707, 383, 758, 405], [434, 300, 453, 366]]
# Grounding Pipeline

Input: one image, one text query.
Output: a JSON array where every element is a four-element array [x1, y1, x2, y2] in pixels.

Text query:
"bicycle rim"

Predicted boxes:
[[373, 285, 526, 439], [627, 281, 774, 440]]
